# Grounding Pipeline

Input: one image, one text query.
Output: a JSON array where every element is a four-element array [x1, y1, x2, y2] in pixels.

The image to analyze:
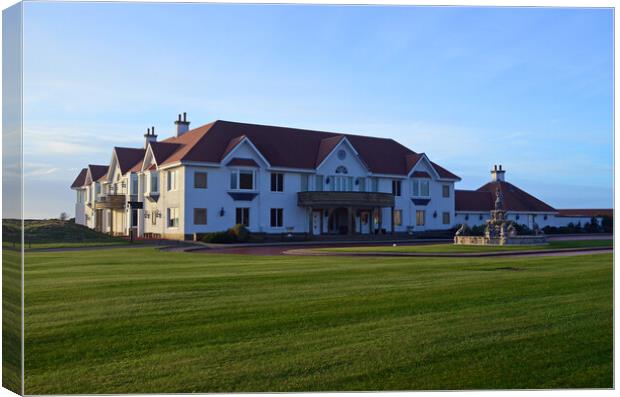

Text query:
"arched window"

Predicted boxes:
[[335, 166, 348, 174]]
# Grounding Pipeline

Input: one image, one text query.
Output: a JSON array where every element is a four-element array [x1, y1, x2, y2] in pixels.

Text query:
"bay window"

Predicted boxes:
[[412, 178, 430, 197], [230, 169, 255, 190]]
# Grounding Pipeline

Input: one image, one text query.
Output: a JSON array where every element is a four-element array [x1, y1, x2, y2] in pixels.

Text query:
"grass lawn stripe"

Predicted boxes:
[[320, 239, 613, 254], [23, 248, 611, 393]]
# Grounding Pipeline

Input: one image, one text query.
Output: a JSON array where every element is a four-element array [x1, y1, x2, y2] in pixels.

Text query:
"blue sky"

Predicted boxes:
[[20, 3, 613, 218]]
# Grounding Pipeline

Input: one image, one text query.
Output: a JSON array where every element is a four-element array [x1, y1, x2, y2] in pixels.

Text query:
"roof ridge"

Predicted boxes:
[[216, 119, 408, 142]]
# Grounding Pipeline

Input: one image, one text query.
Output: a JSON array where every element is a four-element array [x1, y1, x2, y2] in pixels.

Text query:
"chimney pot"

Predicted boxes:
[[144, 126, 157, 148], [175, 112, 190, 136]]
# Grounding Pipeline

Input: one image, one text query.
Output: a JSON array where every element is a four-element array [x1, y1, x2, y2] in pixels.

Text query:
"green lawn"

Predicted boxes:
[[23, 248, 612, 393], [4, 240, 132, 250], [321, 239, 613, 254]]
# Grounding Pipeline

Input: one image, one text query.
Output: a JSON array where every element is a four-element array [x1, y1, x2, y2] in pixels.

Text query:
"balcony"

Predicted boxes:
[[297, 191, 395, 208], [95, 194, 126, 209]]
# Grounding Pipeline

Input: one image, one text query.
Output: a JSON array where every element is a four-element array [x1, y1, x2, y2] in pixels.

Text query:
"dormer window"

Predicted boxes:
[[230, 169, 255, 190], [412, 179, 430, 197]]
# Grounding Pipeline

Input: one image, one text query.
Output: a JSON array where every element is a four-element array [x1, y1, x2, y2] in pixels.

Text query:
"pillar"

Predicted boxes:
[[308, 207, 313, 235], [347, 206, 353, 235]]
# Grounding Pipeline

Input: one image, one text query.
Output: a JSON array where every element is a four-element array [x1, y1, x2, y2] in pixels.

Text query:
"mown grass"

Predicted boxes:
[[24, 248, 612, 393], [322, 239, 613, 254], [3, 249, 22, 394]]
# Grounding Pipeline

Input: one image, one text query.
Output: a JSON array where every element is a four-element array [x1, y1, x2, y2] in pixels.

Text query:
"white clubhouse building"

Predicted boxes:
[[71, 115, 610, 239]]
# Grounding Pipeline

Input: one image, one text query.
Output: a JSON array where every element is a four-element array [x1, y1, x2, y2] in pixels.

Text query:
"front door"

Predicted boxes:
[[312, 211, 322, 235], [359, 211, 371, 234]]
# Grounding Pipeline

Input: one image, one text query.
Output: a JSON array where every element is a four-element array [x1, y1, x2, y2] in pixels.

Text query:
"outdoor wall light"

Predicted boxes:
[[516, 215, 520, 220], [219, 207, 225, 217], [325, 177, 330, 184], [544, 215, 548, 220], [355, 178, 359, 185], [156, 211, 162, 218], [433, 211, 437, 218], [479, 215, 483, 220], [465, 215, 469, 221]]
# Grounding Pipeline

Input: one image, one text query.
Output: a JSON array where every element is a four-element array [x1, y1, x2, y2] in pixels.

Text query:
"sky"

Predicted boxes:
[[17, 2, 613, 219]]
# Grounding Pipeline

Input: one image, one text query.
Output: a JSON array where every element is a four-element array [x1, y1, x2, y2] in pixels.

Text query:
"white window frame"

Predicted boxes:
[[194, 171, 208, 189], [230, 169, 256, 191], [412, 178, 430, 198], [393, 209, 403, 226], [147, 172, 159, 194], [271, 172, 284, 192], [442, 212, 451, 225], [167, 207, 179, 228], [194, 208, 207, 225], [167, 170, 178, 191], [270, 208, 284, 228], [442, 184, 450, 198], [416, 210, 426, 226]]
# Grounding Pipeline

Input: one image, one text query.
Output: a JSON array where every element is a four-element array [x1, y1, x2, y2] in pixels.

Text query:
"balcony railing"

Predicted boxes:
[[297, 191, 394, 208], [95, 194, 126, 209]]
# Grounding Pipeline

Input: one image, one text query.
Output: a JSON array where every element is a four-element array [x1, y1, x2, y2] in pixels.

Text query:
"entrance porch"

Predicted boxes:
[[297, 191, 395, 236]]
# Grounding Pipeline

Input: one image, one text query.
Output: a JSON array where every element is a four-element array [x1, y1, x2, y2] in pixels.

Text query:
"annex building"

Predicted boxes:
[[70, 115, 611, 240]]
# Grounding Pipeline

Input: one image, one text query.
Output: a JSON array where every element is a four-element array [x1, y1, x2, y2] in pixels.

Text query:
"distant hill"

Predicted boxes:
[[3, 219, 125, 245]]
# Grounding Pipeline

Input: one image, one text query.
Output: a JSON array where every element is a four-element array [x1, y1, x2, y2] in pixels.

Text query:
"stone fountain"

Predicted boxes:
[[454, 187, 547, 246]]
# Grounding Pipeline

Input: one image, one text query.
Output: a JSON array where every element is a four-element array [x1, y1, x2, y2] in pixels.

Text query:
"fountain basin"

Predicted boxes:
[[454, 235, 548, 245]]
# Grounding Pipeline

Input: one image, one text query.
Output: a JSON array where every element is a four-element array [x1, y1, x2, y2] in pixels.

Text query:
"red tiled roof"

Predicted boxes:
[[157, 120, 459, 178], [315, 135, 345, 167], [557, 209, 613, 218], [412, 171, 431, 178], [150, 142, 182, 165], [405, 153, 423, 174], [70, 168, 88, 189], [88, 165, 108, 182], [114, 147, 146, 175], [476, 181, 556, 213], [431, 161, 460, 180], [455, 190, 494, 212], [226, 158, 260, 167]]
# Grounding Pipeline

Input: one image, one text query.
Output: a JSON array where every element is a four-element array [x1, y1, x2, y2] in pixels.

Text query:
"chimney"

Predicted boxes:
[[144, 126, 157, 148], [491, 164, 506, 182], [175, 112, 190, 137]]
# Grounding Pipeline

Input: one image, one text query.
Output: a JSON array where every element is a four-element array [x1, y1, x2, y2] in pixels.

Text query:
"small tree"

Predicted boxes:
[[59, 212, 68, 222], [601, 215, 613, 233], [586, 217, 600, 233]]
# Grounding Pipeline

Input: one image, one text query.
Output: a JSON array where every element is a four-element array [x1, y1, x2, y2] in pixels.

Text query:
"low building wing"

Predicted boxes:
[[476, 181, 556, 213], [455, 190, 494, 212]]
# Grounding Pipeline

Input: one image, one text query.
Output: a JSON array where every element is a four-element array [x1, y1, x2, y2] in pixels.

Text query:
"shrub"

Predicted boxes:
[[229, 224, 250, 242], [469, 225, 485, 236], [601, 215, 613, 233], [201, 224, 251, 244], [513, 223, 531, 235], [201, 231, 236, 243]]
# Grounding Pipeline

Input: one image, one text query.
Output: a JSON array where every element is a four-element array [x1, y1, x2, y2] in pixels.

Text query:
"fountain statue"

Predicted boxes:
[[454, 186, 547, 246]]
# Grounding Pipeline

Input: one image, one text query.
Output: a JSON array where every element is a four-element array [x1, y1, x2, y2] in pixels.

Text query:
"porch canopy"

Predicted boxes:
[[297, 191, 396, 235]]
